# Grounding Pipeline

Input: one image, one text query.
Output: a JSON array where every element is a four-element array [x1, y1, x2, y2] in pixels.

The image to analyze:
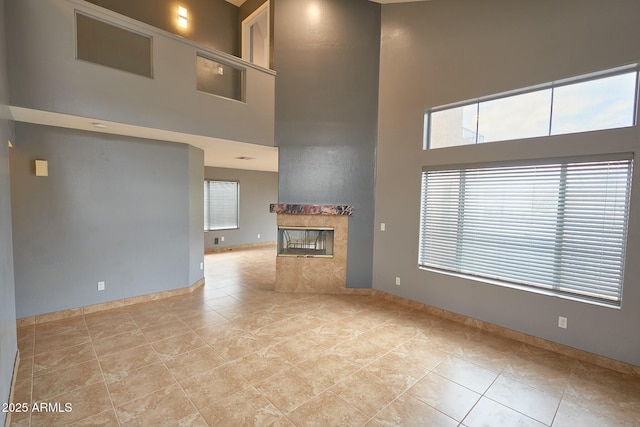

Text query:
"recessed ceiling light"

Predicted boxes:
[[92, 122, 107, 129], [234, 156, 255, 160]]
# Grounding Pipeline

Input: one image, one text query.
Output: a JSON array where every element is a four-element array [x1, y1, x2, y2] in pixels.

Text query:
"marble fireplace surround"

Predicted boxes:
[[270, 204, 353, 293]]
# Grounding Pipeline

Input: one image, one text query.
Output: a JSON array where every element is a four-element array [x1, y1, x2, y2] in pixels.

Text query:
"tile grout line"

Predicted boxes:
[[28, 316, 132, 425], [147, 338, 205, 426], [16, 248, 640, 426], [83, 313, 123, 427], [282, 322, 421, 424], [28, 325, 35, 427]]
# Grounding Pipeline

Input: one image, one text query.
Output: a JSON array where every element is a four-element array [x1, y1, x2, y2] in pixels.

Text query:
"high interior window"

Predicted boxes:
[[196, 54, 245, 102], [418, 155, 633, 306], [425, 65, 638, 149], [76, 12, 153, 78], [204, 180, 239, 231]]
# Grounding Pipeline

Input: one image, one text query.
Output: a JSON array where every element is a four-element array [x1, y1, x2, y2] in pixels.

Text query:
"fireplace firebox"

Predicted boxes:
[[277, 226, 334, 257]]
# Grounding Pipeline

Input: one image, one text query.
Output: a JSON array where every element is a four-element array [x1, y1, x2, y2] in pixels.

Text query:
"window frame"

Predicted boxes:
[[424, 63, 640, 149], [204, 180, 240, 231], [418, 153, 633, 308]]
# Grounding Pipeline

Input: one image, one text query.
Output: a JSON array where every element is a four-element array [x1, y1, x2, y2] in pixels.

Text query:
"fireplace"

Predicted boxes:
[[277, 227, 334, 257], [270, 204, 353, 293]]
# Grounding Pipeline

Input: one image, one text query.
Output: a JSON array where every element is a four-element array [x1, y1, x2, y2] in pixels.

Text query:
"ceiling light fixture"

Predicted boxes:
[[178, 6, 188, 29]]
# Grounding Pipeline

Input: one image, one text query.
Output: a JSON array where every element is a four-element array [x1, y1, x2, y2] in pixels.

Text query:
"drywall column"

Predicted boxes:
[[273, 0, 380, 288], [188, 145, 205, 286]]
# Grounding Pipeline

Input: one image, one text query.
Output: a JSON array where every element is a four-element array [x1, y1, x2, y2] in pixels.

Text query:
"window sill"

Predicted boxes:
[[418, 265, 621, 310]]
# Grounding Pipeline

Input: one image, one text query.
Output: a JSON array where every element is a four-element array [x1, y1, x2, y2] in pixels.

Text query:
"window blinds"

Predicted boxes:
[[419, 155, 633, 305], [204, 180, 239, 230]]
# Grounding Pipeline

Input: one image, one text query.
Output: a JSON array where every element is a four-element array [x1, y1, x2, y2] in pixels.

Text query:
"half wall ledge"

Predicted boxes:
[[269, 203, 354, 216]]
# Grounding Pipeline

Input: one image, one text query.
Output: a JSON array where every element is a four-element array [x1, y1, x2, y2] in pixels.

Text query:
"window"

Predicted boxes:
[[196, 54, 245, 102], [418, 155, 633, 306], [76, 13, 153, 78], [204, 180, 239, 231], [425, 65, 638, 149]]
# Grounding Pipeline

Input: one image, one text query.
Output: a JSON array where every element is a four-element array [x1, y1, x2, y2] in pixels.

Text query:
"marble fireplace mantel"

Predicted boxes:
[[269, 204, 353, 216]]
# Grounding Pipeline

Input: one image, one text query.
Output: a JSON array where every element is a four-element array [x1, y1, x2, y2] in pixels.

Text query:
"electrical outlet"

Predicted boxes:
[[97, 281, 105, 291], [558, 316, 568, 329], [381, 223, 386, 231], [214, 237, 219, 245], [395, 277, 401, 286], [257, 233, 261, 239]]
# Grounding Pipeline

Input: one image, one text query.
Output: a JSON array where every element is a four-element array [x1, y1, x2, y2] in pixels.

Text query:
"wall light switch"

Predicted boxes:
[[381, 223, 386, 231], [257, 233, 261, 239], [395, 277, 401, 286], [97, 281, 105, 291], [200, 262, 203, 270], [221, 236, 225, 242]]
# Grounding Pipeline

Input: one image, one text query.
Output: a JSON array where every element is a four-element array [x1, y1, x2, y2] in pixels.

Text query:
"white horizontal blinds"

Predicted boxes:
[[419, 156, 632, 304], [204, 181, 239, 230]]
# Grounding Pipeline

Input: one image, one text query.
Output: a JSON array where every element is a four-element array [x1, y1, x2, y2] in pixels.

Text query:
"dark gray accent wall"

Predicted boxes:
[[86, 0, 240, 56], [10, 123, 203, 318], [273, 0, 380, 288], [204, 166, 277, 249], [374, 0, 640, 365], [0, 0, 17, 421]]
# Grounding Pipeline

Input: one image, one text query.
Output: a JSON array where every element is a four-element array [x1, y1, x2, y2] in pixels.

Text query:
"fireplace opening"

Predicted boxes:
[[277, 226, 334, 257]]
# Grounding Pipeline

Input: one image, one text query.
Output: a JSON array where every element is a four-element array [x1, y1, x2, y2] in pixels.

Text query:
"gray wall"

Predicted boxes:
[[273, 0, 380, 288], [204, 166, 277, 249], [87, 0, 240, 56], [374, 0, 640, 365], [188, 146, 205, 284], [239, 0, 267, 23], [0, 0, 17, 421], [10, 123, 203, 318], [6, 0, 276, 147]]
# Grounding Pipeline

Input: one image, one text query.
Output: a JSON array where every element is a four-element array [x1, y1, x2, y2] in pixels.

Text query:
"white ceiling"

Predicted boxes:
[[9, 106, 279, 172]]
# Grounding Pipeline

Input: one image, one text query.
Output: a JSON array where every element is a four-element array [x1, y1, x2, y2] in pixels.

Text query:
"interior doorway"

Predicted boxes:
[[242, 1, 270, 69]]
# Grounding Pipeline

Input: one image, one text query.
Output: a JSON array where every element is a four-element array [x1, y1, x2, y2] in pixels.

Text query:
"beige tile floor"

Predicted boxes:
[[9, 246, 640, 426]]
